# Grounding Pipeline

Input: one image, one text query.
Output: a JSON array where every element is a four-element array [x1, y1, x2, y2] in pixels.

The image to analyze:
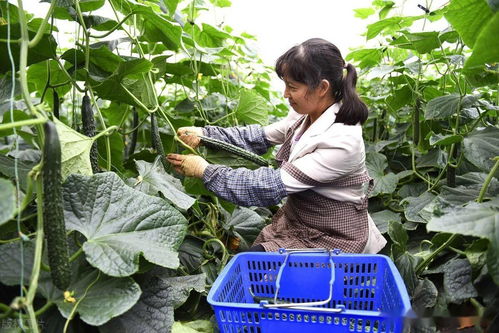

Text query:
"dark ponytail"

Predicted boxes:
[[275, 38, 368, 125], [335, 63, 368, 125]]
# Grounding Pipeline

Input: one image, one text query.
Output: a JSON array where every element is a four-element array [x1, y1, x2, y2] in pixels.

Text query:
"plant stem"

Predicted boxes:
[[27, 0, 57, 48], [63, 271, 101, 333], [0, 118, 47, 131], [89, 12, 136, 38], [416, 233, 457, 275], [24, 179, 45, 333], [69, 247, 83, 263], [477, 157, 499, 203], [92, 126, 118, 141]]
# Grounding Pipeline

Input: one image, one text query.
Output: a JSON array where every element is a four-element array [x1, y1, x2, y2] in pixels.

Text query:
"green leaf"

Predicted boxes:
[[366, 152, 398, 196], [0, 24, 56, 74], [427, 198, 499, 244], [442, 258, 478, 304], [222, 207, 265, 250], [0, 241, 141, 326], [444, 0, 494, 48], [394, 252, 418, 295], [345, 48, 383, 69], [464, 13, 499, 71], [27, 60, 71, 105], [416, 148, 447, 168], [63, 172, 188, 277], [486, 240, 499, 284], [354, 8, 375, 19], [54, 269, 141, 326], [385, 85, 413, 112], [210, 0, 232, 7], [234, 90, 270, 125], [429, 133, 463, 146], [425, 94, 477, 119], [370, 210, 401, 234], [0, 156, 34, 192], [79, 0, 105, 11], [401, 192, 436, 223], [0, 178, 16, 226], [366, 16, 422, 40], [54, 118, 94, 179], [389, 220, 408, 251], [101, 272, 205, 333], [463, 127, 499, 172], [133, 156, 196, 210], [391, 31, 441, 54], [109, 0, 182, 50], [412, 278, 438, 313]]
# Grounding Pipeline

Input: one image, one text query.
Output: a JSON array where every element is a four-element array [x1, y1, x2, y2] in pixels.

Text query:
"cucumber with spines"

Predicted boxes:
[[53, 90, 59, 119], [126, 107, 139, 159], [150, 113, 169, 170], [42, 121, 71, 291], [81, 94, 99, 173], [199, 135, 270, 167]]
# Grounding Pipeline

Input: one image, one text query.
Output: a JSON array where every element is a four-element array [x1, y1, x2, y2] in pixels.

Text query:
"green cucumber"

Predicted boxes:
[[42, 121, 71, 291], [150, 113, 169, 170], [81, 94, 99, 173], [199, 135, 270, 167], [53, 90, 59, 119]]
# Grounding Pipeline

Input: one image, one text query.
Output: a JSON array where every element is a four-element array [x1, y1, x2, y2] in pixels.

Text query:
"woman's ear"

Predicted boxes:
[[318, 79, 331, 97]]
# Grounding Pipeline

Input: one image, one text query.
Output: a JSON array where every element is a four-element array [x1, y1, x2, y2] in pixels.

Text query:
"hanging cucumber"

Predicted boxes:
[[42, 121, 71, 291], [150, 113, 169, 170], [53, 90, 59, 119], [81, 94, 99, 173], [126, 107, 139, 159], [199, 135, 270, 167]]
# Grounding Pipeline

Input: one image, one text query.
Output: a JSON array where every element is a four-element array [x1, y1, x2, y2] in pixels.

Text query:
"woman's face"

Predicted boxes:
[[283, 76, 327, 119]]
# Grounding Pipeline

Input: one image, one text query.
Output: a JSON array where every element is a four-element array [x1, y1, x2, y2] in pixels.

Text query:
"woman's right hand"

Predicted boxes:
[[177, 126, 203, 148]]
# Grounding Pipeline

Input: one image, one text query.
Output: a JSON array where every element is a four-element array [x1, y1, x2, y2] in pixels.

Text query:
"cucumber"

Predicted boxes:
[[42, 121, 71, 291], [150, 113, 169, 170], [81, 94, 99, 173], [126, 107, 139, 159], [53, 90, 59, 119], [199, 135, 270, 167]]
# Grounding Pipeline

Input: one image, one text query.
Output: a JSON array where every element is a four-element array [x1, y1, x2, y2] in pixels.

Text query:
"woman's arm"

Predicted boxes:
[[202, 165, 287, 207], [203, 125, 272, 155]]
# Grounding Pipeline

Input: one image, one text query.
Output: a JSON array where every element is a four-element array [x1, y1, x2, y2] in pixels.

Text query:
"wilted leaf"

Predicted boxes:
[[63, 172, 188, 277], [133, 156, 195, 210]]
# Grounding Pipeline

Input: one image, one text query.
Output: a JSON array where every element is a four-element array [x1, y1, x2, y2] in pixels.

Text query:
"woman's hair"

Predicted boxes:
[[275, 38, 368, 125]]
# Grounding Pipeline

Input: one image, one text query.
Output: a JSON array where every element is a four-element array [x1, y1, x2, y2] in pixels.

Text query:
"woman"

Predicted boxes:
[[167, 38, 386, 253]]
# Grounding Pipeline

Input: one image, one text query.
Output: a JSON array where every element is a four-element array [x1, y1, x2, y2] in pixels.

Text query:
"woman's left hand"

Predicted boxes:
[[167, 154, 209, 178]]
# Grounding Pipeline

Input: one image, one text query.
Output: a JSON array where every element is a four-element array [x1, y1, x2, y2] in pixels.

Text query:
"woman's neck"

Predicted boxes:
[[309, 99, 335, 124]]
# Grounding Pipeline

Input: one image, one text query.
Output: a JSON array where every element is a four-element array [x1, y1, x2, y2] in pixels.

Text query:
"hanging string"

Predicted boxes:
[[6, 2, 26, 329]]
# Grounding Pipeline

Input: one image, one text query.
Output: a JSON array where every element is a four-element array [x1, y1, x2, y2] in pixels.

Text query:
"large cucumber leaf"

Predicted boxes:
[[132, 156, 196, 210], [234, 89, 270, 126], [101, 272, 205, 333], [63, 172, 188, 277]]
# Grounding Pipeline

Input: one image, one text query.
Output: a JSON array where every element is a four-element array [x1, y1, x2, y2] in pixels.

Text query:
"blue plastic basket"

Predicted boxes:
[[208, 249, 411, 333]]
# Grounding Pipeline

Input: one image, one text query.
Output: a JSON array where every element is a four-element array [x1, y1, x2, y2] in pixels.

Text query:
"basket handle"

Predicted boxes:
[[261, 248, 341, 311]]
